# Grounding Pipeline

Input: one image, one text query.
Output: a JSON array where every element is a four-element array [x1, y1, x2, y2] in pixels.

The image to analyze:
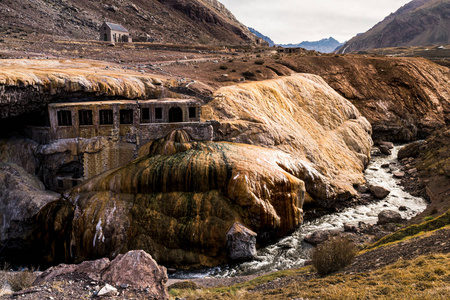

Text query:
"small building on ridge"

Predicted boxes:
[[100, 22, 132, 43]]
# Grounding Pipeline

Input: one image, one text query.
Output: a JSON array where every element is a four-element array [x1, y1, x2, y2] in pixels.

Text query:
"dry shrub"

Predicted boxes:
[[7, 269, 36, 292], [312, 236, 357, 276]]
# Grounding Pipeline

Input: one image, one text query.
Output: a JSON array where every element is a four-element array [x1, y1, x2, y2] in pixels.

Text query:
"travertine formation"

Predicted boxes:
[[203, 74, 373, 204]]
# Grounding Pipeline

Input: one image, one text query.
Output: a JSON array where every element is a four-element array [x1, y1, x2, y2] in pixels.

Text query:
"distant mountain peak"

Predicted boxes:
[[280, 37, 343, 53]]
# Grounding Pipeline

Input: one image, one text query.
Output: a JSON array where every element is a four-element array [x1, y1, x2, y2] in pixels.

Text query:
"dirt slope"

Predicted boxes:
[[0, 0, 257, 45]]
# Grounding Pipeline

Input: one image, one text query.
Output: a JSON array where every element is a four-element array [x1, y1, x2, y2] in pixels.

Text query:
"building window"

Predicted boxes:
[[141, 108, 150, 123], [120, 109, 133, 124], [57, 110, 72, 126], [104, 33, 107, 41], [169, 107, 183, 123], [189, 107, 196, 119], [99, 109, 113, 125], [155, 107, 162, 119], [79, 110, 93, 126]]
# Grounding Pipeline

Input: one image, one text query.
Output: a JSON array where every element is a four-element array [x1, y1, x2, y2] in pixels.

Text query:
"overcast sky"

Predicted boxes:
[[219, 0, 412, 44]]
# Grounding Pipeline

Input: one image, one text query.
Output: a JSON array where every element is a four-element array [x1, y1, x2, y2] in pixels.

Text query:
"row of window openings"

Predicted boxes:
[[57, 108, 197, 126]]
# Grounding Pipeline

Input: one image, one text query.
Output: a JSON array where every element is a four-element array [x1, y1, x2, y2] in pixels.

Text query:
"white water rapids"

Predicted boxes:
[[171, 145, 427, 279]]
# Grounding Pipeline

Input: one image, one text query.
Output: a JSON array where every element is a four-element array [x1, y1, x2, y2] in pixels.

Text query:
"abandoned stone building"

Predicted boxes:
[[100, 22, 132, 43], [25, 99, 215, 191]]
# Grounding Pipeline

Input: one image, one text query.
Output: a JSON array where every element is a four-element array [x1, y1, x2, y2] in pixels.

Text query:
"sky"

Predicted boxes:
[[219, 0, 412, 44]]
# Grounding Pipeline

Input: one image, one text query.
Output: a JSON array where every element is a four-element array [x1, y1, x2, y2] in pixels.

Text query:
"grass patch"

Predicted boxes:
[[7, 269, 36, 292], [366, 209, 450, 250], [176, 253, 450, 299]]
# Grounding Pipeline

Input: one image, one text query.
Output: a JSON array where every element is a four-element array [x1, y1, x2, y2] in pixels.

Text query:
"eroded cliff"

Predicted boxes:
[[0, 59, 173, 119]]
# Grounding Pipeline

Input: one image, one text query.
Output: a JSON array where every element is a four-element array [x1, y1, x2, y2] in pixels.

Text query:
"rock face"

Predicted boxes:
[[203, 74, 373, 205], [378, 210, 403, 225], [0, 138, 60, 265], [278, 56, 450, 142], [33, 250, 169, 299], [61, 130, 305, 268], [226, 222, 257, 261], [0, 0, 257, 45], [337, 0, 450, 53]]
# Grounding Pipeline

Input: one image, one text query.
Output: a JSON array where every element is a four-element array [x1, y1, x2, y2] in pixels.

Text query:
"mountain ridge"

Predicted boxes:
[[0, 0, 258, 45], [337, 0, 450, 53]]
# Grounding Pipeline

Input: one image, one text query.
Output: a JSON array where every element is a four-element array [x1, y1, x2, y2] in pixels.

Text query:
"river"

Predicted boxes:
[[171, 145, 427, 279]]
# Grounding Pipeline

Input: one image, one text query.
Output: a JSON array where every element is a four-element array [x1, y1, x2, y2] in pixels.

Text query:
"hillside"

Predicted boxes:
[[338, 0, 450, 53], [0, 0, 257, 45], [248, 27, 275, 47], [281, 37, 343, 53]]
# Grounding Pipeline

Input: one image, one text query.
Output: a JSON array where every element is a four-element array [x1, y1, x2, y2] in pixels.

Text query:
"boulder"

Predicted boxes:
[[33, 250, 169, 299], [378, 141, 394, 149], [393, 171, 405, 178], [102, 250, 168, 298], [96, 284, 117, 297], [377, 210, 403, 225], [369, 185, 390, 199], [379, 145, 392, 155], [304, 230, 339, 246], [226, 222, 257, 261], [397, 141, 426, 159]]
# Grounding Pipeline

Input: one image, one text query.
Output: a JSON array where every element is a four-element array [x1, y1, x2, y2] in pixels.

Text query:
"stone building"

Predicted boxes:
[[25, 99, 216, 191], [100, 22, 132, 43]]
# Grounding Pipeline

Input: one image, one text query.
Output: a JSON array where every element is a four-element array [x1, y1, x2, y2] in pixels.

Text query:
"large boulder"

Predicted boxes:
[[226, 222, 257, 261], [102, 250, 168, 298], [377, 210, 403, 225], [33, 250, 169, 299], [369, 185, 390, 199]]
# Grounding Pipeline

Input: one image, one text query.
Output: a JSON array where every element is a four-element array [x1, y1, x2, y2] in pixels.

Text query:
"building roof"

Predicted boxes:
[[104, 22, 129, 33]]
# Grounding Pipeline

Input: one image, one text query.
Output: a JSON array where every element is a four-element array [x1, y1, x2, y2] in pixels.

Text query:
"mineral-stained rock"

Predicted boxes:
[[226, 222, 257, 261], [203, 74, 373, 204], [377, 210, 403, 225], [370, 185, 390, 199], [63, 131, 305, 268]]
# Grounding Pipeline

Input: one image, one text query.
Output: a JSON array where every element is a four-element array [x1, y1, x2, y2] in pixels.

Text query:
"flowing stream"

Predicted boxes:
[[171, 145, 427, 279]]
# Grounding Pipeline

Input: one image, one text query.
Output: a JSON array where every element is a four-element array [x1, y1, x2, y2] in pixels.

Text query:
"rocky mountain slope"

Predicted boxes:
[[281, 37, 343, 53], [337, 0, 450, 53], [0, 0, 257, 45], [249, 27, 275, 47]]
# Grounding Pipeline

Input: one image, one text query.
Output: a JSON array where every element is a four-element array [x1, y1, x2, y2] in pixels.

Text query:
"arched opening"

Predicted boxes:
[[169, 107, 183, 123], [104, 33, 108, 41]]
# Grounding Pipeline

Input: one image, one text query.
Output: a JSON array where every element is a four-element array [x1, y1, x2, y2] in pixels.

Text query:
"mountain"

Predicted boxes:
[[249, 27, 275, 46], [280, 37, 343, 53], [0, 0, 257, 45], [337, 0, 450, 53]]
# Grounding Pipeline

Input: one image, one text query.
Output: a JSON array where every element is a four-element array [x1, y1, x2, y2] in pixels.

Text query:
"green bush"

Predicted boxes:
[[7, 269, 36, 292], [312, 236, 358, 276]]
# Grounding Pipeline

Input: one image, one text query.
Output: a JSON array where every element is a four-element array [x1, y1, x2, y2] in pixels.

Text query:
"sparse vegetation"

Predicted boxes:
[[311, 236, 358, 276], [7, 268, 36, 292], [366, 209, 450, 250]]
